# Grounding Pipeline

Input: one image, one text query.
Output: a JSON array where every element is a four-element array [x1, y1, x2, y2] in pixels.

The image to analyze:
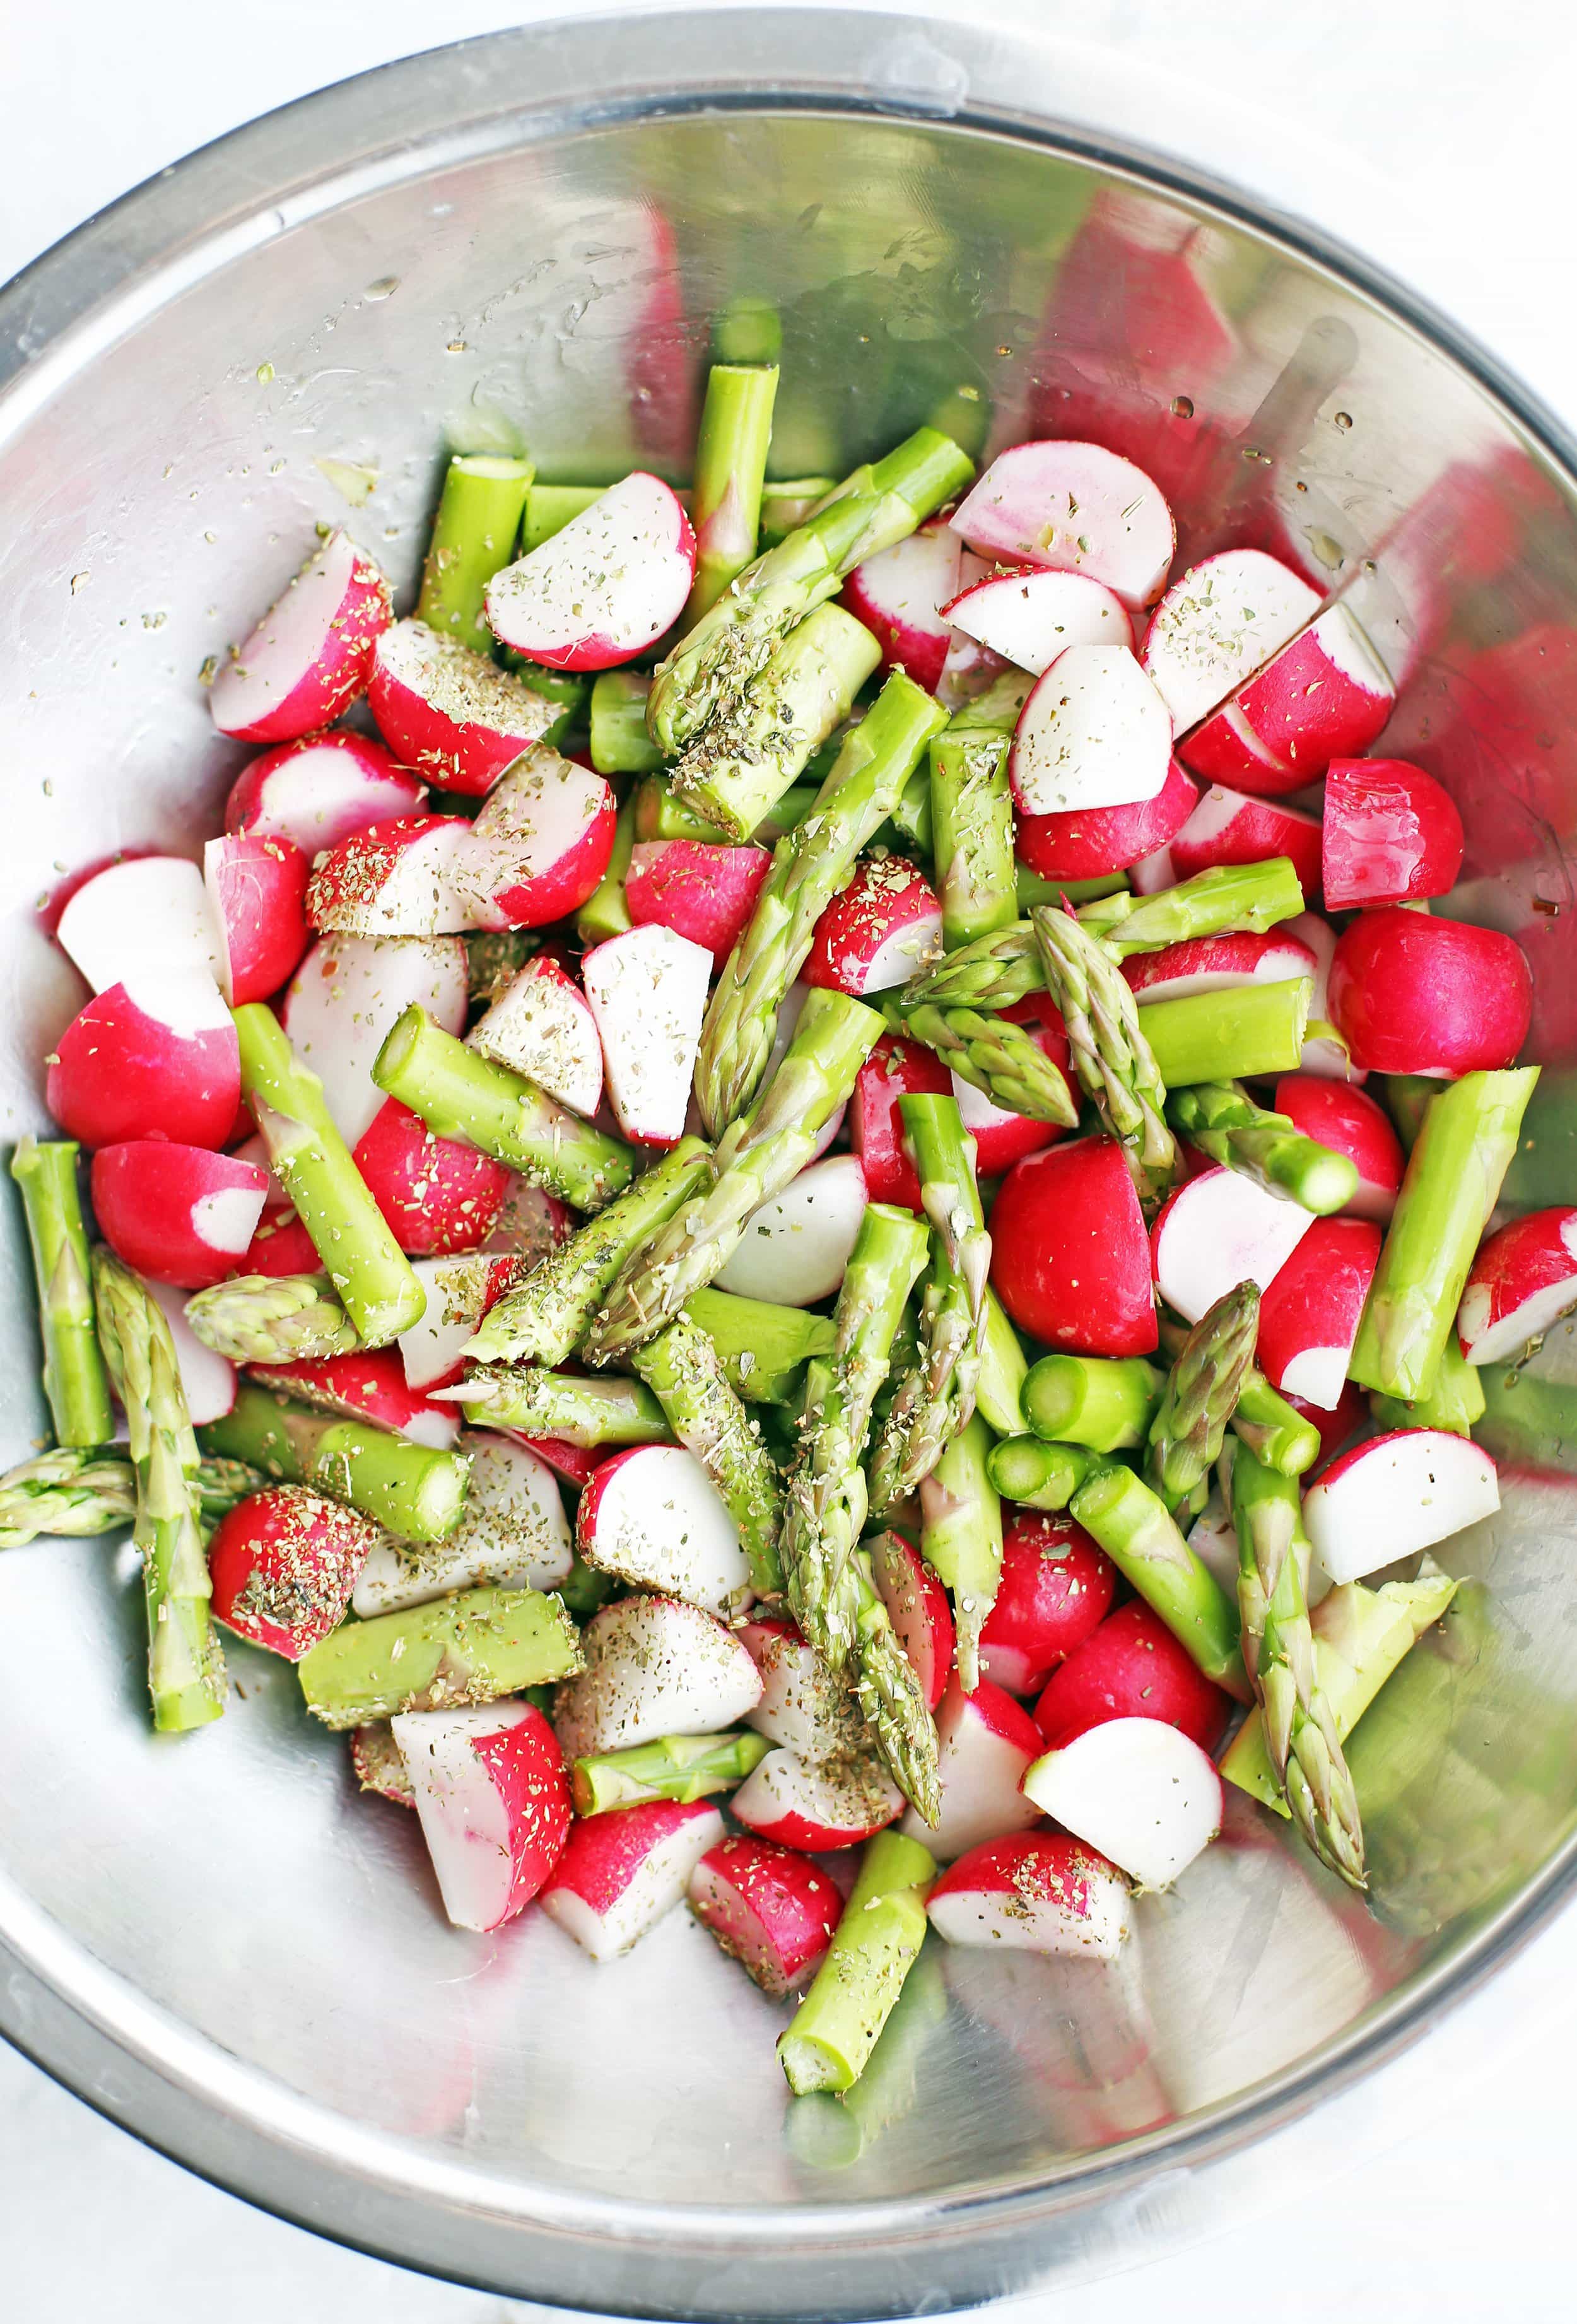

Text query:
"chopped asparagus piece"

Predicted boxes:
[[297, 1584, 582, 1727]]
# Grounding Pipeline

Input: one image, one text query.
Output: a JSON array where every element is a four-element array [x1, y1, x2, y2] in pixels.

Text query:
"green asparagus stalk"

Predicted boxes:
[[975, 1286, 1028, 1438], [648, 426, 972, 755], [0, 1448, 265, 1547], [457, 1368, 673, 1448], [919, 1409, 1004, 1690], [1369, 1330, 1486, 1437], [464, 929, 539, 1008], [556, 1552, 615, 1620], [1146, 1284, 1260, 1517], [201, 1383, 469, 1541], [586, 989, 882, 1361], [631, 1313, 786, 1596], [695, 671, 948, 1134], [777, 1831, 935, 2095], [463, 1140, 711, 1369], [575, 790, 635, 946], [785, 1945, 947, 2169], [1166, 1083, 1359, 1214], [1231, 1366, 1323, 1476], [1023, 1354, 1162, 1453], [417, 452, 534, 649], [1348, 1067, 1540, 1402], [759, 477, 838, 548], [589, 671, 667, 775], [1016, 866, 1129, 912], [985, 1435, 1108, 1511], [1135, 979, 1312, 1088], [233, 1004, 425, 1348], [930, 710, 1017, 954], [681, 1287, 837, 1404], [898, 1001, 1079, 1125], [488, 655, 586, 744], [1069, 1464, 1248, 1699], [572, 1729, 771, 1815], [297, 1584, 582, 1728], [1381, 1072, 1438, 1156], [372, 1006, 635, 1211], [92, 1248, 226, 1731], [683, 363, 780, 624], [11, 1137, 115, 1447], [1031, 905, 1175, 1196], [632, 775, 730, 842], [1077, 857, 1305, 956], [520, 483, 603, 552], [184, 1273, 358, 1363]]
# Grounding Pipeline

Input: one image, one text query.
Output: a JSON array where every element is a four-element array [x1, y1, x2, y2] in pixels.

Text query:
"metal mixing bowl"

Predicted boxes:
[[4, 9, 1577, 2315]]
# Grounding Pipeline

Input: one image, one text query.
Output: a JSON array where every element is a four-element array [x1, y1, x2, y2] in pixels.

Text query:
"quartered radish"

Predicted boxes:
[[898, 1676, 1043, 1860], [738, 1617, 866, 1760], [352, 1097, 513, 1255], [688, 1833, 844, 1996], [305, 814, 478, 938], [397, 1252, 525, 1391], [553, 1593, 764, 1758], [466, 955, 603, 1118], [47, 973, 240, 1151], [1139, 549, 1320, 733], [484, 472, 696, 670], [869, 1530, 955, 1711], [90, 1142, 268, 1289], [1255, 1216, 1381, 1409], [1458, 1208, 1577, 1365], [1166, 784, 1322, 895], [368, 618, 559, 795], [225, 729, 426, 857], [729, 1745, 902, 1852], [208, 1484, 378, 1658], [1009, 645, 1173, 818], [209, 529, 392, 744], [1033, 1599, 1233, 1756], [1327, 908, 1533, 1077], [242, 1208, 322, 1278], [977, 1511, 1117, 1697], [351, 1433, 572, 1616], [1179, 603, 1394, 790], [1151, 1165, 1315, 1324], [1022, 1719, 1222, 1888], [582, 922, 710, 1145], [1302, 1431, 1500, 1585], [942, 565, 1134, 676], [1121, 928, 1316, 1008], [713, 1153, 868, 1306], [147, 1279, 237, 1426], [626, 840, 773, 968], [283, 931, 467, 1149], [801, 858, 943, 994], [1015, 756, 1197, 881], [541, 1799, 725, 1962], [203, 833, 310, 1006], [950, 441, 1175, 611], [247, 1345, 460, 1450], [577, 1445, 753, 1619], [926, 1832, 1133, 1959], [392, 1700, 572, 1932], [990, 1137, 1158, 1356], [840, 514, 963, 691], [57, 855, 223, 994], [1272, 1075, 1403, 1221], [463, 748, 618, 930], [849, 1035, 951, 1209], [1322, 756, 1465, 908]]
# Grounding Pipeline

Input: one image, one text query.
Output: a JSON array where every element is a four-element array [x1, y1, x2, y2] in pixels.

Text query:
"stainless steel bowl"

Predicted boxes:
[[4, 11, 1577, 2315]]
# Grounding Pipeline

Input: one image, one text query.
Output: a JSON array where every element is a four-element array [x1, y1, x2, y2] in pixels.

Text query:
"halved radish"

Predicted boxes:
[[282, 931, 467, 1149], [146, 1279, 237, 1426], [1139, 549, 1321, 733], [541, 1799, 725, 1961], [203, 833, 310, 1006], [225, 729, 426, 856], [1282, 909, 1364, 1083], [397, 1253, 525, 1392], [57, 856, 222, 994], [869, 1530, 955, 1711], [351, 1097, 513, 1255], [1255, 1216, 1380, 1410], [1009, 645, 1173, 818], [577, 1445, 752, 1619], [368, 618, 558, 795], [1166, 784, 1322, 895], [246, 1345, 460, 1450], [1021, 1718, 1222, 1887], [1327, 909, 1532, 1077], [626, 840, 773, 968], [1121, 928, 1316, 1008], [462, 748, 618, 930], [516, 1435, 597, 1490], [208, 1484, 377, 1657], [1302, 1431, 1499, 1584], [738, 1617, 865, 1759], [553, 1593, 763, 1758], [210, 529, 392, 744], [990, 1137, 1158, 1356], [1179, 604, 1394, 791], [1150, 1165, 1314, 1325], [1272, 1076, 1403, 1221], [898, 1676, 1043, 1860], [352, 1432, 572, 1615], [580, 922, 710, 1146], [484, 472, 695, 670], [1322, 757, 1465, 908], [713, 1154, 868, 1306], [350, 1722, 416, 1807], [926, 1831, 1132, 1958], [1033, 1599, 1233, 1756], [1458, 1208, 1577, 1366], [392, 1700, 572, 1932], [305, 815, 478, 937], [1015, 755, 1197, 881], [977, 1510, 1117, 1697], [47, 973, 240, 1151], [942, 565, 1134, 675], [465, 956, 602, 1119], [802, 858, 944, 997], [840, 514, 963, 691], [688, 1833, 844, 1995], [729, 1745, 901, 1852], [951, 1056, 1060, 1177], [849, 1035, 951, 1209], [91, 1142, 267, 1289], [241, 1208, 322, 1278], [950, 442, 1175, 611]]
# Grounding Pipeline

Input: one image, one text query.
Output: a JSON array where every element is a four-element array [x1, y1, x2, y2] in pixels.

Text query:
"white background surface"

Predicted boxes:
[[4, 1, 1576, 2316]]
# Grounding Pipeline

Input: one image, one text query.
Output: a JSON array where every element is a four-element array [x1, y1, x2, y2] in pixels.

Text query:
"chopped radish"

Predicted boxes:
[[466, 956, 602, 1118], [146, 1279, 237, 1425], [1327, 910, 1532, 1076], [942, 565, 1134, 675], [1458, 1209, 1577, 1366], [927, 1832, 1132, 1959], [1139, 549, 1320, 734], [1022, 1719, 1222, 1888], [1127, 843, 1177, 895], [392, 1700, 572, 1932], [582, 922, 710, 1145], [352, 1434, 572, 1615], [305, 814, 478, 938], [898, 1676, 1043, 1860], [1166, 784, 1322, 895], [210, 529, 392, 744], [208, 1484, 377, 1657], [738, 1617, 865, 1759], [1255, 1216, 1380, 1409], [283, 932, 467, 1149], [90, 1142, 267, 1289], [869, 1530, 955, 1711], [688, 1833, 844, 1996], [484, 472, 695, 670], [242, 1208, 322, 1277], [1009, 646, 1173, 818], [1283, 908, 1364, 1083], [1151, 1165, 1315, 1325], [541, 1799, 725, 1962], [47, 973, 240, 1151], [246, 1345, 460, 1450], [397, 1253, 525, 1392], [626, 840, 773, 968], [57, 856, 222, 994], [1179, 604, 1394, 791], [977, 1511, 1117, 1697], [577, 1445, 753, 1618], [368, 618, 558, 795], [1302, 1431, 1500, 1584], [225, 730, 426, 856], [517, 1436, 597, 1490], [351, 1722, 416, 1807], [351, 1098, 513, 1255], [730, 1745, 901, 1852], [553, 1593, 763, 1758], [203, 833, 310, 1006], [848, 1035, 951, 1209], [1272, 1076, 1403, 1221], [1033, 1599, 1233, 1756], [1322, 757, 1465, 908], [801, 858, 943, 995], [463, 748, 618, 930], [1121, 928, 1316, 1008], [990, 1137, 1158, 1356], [1015, 756, 1197, 881], [951, 441, 1175, 611], [840, 514, 963, 691], [713, 1154, 868, 1306]]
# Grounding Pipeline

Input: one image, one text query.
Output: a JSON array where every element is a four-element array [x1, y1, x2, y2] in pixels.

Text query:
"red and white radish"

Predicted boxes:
[[1303, 1431, 1500, 1585], [1180, 603, 1394, 790], [391, 1700, 572, 1932], [730, 1744, 901, 1853], [225, 729, 426, 857], [368, 618, 558, 795], [1150, 1164, 1314, 1325], [582, 922, 710, 1145], [57, 856, 222, 994], [1009, 645, 1173, 818], [840, 514, 963, 691], [950, 1060, 1060, 1177], [352, 1433, 572, 1616], [943, 564, 1135, 675], [1272, 1076, 1402, 1221], [848, 1035, 951, 1209], [203, 833, 310, 1006], [462, 748, 618, 930], [990, 1137, 1158, 1356], [626, 840, 772, 968], [738, 1617, 865, 1759], [247, 1344, 460, 1450], [351, 1097, 513, 1256], [541, 1799, 725, 1962], [577, 1445, 753, 1619], [688, 1833, 843, 1997], [283, 931, 467, 1149], [553, 1593, 763, 1758], [484, 472, 695, 670], [208, 1484, 377, 1658], [898, 1676, 1043, 1860], [1140, 549, 1320, 732], [713, 1153, 868, 1306], [951, 441, 1175, 611], [90, 1142, 267, 1289], [1282, 909, 1364, 1082], [801, 857, 942, 995], [466, 956, 602, 1118], [47, 973, 240, 1152], [1032, 1599, 1234, 1756], [1458, 1208, 1577, 1366], [242, 1207, 322, 1279], [1022, 1719, 1222, 1888], [1255, 1215, 1380, 1410], [518, 1435, 597, 1491], [1120, 927, 1316, 1008], [1285, 1379, 1368, 1476], [210, 529, 392, 744], [305, 815, 478, 938], [1014, 756, 1197, 882], [869, 1530, 955, 1711], [1322, 757, 1465, 908], [397, 1252, 525, 1392], [147, 1279, 237, 1426], [1327, 909, 1532, 1077], [1166, 783, 1322, 896], [976, 1510, 1117, 1697], [926, 1832, 1132, 1959]]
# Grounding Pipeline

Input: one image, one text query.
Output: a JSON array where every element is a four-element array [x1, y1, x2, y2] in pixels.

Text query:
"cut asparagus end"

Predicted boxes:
[[297, 1583, 582, 1728]]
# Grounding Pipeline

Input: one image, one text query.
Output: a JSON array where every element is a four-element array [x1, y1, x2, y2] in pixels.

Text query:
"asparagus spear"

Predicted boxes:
[[184, 1273, 358, 1363], [683, 362, 780, 625], [1231, 1441, 1365, 1887], [92, 1248, 226, 1731], [1030, 905, 1175, 1198], [589, 671, 667, 775], [417, 452, 534, 649], [457, 1368, 673, 1448], [201, 1383, 469, 1541], [1023, 1354, 1161, 1453], [372, 1006, 635, 1211], [1146, 1283, 1260, 1518], [574, 789, 636, 946], [11, 1137, 115, 1447], [976, 1287, 1029, 1439], [896, 1001, 1079, 1125], [297, 1584, 582, 1728], [520, 483, 602, 552], [759, 478, 837, 547], [1136, 978, 1311, 1088], [585, 989, 882, 1361], [632, 1313, 786, 1597], [1016, 866, 1130, 912], [1369, 1330, 1486, 1437], [572, 1729, 771, 1814], [929, 703, 1017, 953], [694, 671, 948, 1134], [681, 1287, 836, 1404], [1348, 1066, 1540, 1402], [920, 1409, 1003, 1691], [647, 425, 971, 755], [1222, 1358, 1322, 1475], [1069, 1464, 1248, 1698], [0, 1448, 265, 1547], [985, 1435, 1108, 1511], [233, 1004, 425, 1348], [1166, 1082, 1359, 1214], [777, 1830, 935, 2095]]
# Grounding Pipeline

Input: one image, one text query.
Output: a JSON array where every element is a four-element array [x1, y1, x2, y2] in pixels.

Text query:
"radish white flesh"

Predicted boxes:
[[203, 833, 310, 1007], [209, 528, 392, 744], [926, 1832, 1133, 1960], [713, 1154, 868, 1306], [147, 1281, 237, 1425], [553, 1593, 763, 1758], [541, 1799, 725, 1963], [397, 1253, 523, 1392], [467, 957, 602, 1118], [306, 816, 479, 938], [391, 1701, 571, 1932], [484, 472, 696, 671], [1009, 645, 1173, 818], [57, 857, 223, 994], [840, 515, 963, 691], [1458, 1209, 1577, 1366], [582, 923, 710, 1145], [951, 441, 1175, 611], [1120, 930, 1316, 1009], [1151, 1165, 1315, 1324], [688, 1834, 844, 1997], [1021, 1720, 1222, 1889], [1139, 549, 1321, 733], [729, 1745, 902, 1852], [577, 1445, 753, 1618], [225, 731, 426, 856], [898, 1677, 1043, 1861], [942, 566, 1134, 674], [739, 1619, 867, 1760], [352, 1435, 572, 1616], [1302, 1432, 1500, 1585], [283, 932, 467, 1149], [46, 973, 239, 1153]]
